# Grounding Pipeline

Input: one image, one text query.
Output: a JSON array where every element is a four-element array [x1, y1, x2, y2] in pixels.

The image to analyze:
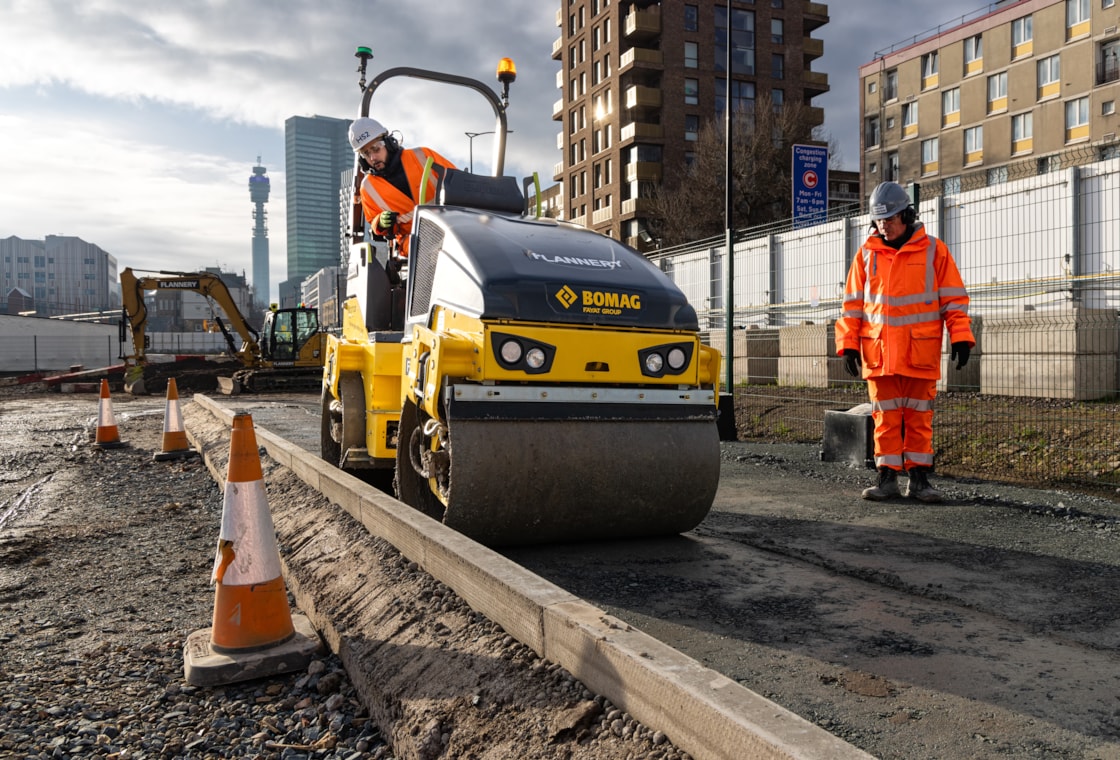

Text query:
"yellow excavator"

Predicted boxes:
[[319, 50, 722, 546], [120, 267, 324, 395]]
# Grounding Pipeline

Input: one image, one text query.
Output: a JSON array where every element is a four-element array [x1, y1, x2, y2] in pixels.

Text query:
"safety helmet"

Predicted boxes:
[[868, 182, 912, 220], [348, 117, 388, 153]]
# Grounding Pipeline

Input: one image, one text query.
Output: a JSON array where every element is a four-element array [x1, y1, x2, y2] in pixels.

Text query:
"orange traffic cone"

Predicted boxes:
[[93, 379, 126, 449], [153, 378, 196, 461], [183, 413, 320, 686]]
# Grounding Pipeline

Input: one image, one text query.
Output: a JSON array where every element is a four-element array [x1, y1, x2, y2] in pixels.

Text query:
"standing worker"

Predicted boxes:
[[835, 182, 975, 503], [349, 116, 456, 256]]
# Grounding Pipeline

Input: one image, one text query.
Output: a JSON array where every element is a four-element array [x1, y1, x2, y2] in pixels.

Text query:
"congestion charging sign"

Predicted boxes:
[[792, 144, 829, 229]]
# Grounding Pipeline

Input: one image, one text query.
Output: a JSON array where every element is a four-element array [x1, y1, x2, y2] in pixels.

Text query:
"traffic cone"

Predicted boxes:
[[93, 379, 126, 449], [183, 413, 320, 686], [153, 378, 196, 461]]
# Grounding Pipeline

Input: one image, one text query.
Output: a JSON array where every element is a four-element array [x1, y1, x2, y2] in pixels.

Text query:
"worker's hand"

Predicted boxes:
[[842, 349, 862, 378], [951, 342, 971, 370], [378, 210, 398, 231]]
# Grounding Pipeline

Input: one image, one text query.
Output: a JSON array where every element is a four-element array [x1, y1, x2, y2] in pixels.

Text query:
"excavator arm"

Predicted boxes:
[[120, 267, 263, 374]]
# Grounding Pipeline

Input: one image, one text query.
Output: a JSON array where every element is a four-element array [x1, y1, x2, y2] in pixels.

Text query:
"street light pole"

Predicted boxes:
[[464, 131, 492, 174]]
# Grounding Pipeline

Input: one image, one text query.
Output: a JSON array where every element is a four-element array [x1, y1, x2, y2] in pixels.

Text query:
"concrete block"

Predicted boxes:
[[980, 353, 1118, 400], [778, 356, 852, 388], [779, 322, 835, 357], [821, 410, 875, 468], [706, 327, 780, 358], [938, 315, 983, 392], [983, 308, 1119, 355]]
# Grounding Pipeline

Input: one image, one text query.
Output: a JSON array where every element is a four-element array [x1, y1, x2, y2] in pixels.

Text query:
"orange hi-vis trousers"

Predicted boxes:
[[867, 376, 937, 471]]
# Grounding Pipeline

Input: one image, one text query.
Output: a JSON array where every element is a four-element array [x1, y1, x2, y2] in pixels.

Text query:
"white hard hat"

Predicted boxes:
[[349, 117, 388, 152]]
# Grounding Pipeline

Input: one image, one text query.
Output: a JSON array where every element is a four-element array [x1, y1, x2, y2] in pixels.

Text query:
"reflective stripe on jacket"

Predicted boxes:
[[359, 147, 455, 256], [834, 223, 975, 380]]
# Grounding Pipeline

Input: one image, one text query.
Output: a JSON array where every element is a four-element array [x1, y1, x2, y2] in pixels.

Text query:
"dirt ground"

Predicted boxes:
[[3, 384, 1120, 759]]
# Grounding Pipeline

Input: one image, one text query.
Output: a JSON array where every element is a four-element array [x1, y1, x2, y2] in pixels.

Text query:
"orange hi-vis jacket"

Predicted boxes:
[[359, 147, 456, 256], [835, 223, 975, 381]]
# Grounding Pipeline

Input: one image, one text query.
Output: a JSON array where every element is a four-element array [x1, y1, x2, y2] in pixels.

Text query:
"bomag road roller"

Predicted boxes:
[[320, 50, 722, 546]]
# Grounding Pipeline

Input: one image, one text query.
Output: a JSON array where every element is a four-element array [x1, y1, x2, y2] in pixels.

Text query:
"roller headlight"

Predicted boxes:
[[500, 339, 523, 364], [667, 347, 688, 370], [644, 353, 664, 374], [526, 347, 547, 369]]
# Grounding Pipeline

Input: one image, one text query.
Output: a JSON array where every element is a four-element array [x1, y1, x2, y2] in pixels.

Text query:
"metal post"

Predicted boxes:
[[723, 0, 734, 393]]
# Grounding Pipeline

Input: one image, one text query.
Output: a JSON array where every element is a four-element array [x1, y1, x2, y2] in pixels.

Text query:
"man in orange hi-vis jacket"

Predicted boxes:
[[348, 116, 456, 257], [835, 182, 976, 503]]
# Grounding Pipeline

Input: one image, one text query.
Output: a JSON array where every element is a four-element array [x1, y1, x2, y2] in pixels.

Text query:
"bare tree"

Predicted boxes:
[[649, 95, 825, 246]]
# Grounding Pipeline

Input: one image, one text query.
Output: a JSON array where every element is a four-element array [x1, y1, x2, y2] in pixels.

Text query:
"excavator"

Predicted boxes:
[[319, 50, 723, 546], [120, 267, 324, 395]]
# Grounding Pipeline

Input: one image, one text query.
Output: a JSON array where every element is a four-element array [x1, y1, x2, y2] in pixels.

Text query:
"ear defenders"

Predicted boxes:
[[900, 205, 917, 225]]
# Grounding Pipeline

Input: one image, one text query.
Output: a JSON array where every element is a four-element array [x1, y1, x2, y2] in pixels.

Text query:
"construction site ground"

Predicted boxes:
[[1, 384, 1119, 759]]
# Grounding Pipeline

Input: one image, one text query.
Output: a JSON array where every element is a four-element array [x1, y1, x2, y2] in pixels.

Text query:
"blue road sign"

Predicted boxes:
[[792, 144, 829, 229]]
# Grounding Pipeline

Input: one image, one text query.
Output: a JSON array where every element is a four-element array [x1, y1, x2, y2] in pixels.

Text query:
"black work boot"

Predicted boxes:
[[905, 466, 943, 503], [861, 466, 900, 501]]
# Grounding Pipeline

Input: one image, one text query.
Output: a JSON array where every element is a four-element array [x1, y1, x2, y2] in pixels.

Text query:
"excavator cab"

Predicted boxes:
[[260, 306, 321, 364]]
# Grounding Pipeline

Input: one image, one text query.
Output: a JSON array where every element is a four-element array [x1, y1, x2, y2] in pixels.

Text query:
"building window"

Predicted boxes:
[[685, 41, 698, 68], [1067, 0, 1090, 39], [884, 69, 898, 101], [886, 151, 899, 181], [772, 53, 784, 79], [868, 80, 877, 94], [987, 72, 1008, 113], [1100, 40, 1120, 85], [943, 175, 961, 195], [715, 78, 755, 114], [1105, 0, 1117, 8], [1066, 96, 1090, 142], [921, 137, 939, 175], [866, 116, 880, 148], [988, 166, 1009, 185], [964, 126, 983, 164], [964, 35, 983, 75], [685, 78, 699, 105], [685, 4, 698, 31], [942, 87, 961, 127], [921, 52, 939, 89], [771, 0, 784, 6], [685, 115, 700, 141], [1038, 54, 1061, 99], [1012, 112, 1034, 154], [1038, 154, 1062, 174], [1012, 16, 1033, 58], [771, 88, 784, 106], [1104, 99, 1116, 115], [715, 7, 756, 75], [771, 18, 783, 44], [902, 102, 918, 138]]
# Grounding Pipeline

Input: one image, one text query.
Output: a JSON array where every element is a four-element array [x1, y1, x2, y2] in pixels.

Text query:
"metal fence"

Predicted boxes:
[[653, 149, 1120, 496]]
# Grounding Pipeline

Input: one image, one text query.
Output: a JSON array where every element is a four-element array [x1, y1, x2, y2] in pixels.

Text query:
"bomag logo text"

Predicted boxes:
[[555, 285, 641, 315]]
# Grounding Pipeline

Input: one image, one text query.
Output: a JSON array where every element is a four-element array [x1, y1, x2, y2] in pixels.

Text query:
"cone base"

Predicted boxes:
[[153, 447, 197, 461], [94, 440, 128, 449], [183, 613, 321, 687]]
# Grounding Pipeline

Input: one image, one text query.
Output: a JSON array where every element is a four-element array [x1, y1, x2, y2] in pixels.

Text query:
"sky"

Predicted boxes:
[[0, 0, 985, 303]]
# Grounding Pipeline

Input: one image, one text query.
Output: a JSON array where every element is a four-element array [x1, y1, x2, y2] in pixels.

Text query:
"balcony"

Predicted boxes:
[[593, 203, 613, 226], [802, 70, 829, 99], [625, 85, 662, 110], [1098, 58, 1120, 86], [556, 131, 564, 150], [622, 198, 656, 217], [553, 98, 564, 121], [625, 161, 662, 183], [555, 8, 561, 27], [620, 121, 663, 142], [553, 161, 563, 181], [552, 37, 562, 61], [802, 37, 823, 64], [624, 5, 660, 40], [804, 2, 829, 34], [619, 47, 663, 72]]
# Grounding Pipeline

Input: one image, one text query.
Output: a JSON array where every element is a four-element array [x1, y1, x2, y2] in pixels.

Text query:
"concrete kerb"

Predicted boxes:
[[187, 393, 872, 760]]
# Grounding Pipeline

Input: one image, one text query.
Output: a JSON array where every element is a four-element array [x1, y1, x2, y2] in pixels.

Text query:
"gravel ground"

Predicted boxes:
[[0, 389, 695, 760]]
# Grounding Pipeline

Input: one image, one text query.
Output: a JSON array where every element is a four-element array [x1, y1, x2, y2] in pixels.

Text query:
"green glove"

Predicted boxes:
[[378, 210, 398, 231]]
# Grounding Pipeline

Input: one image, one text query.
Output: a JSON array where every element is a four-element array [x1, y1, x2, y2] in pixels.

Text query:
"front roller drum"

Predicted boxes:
[[441, 419, 720, 546]]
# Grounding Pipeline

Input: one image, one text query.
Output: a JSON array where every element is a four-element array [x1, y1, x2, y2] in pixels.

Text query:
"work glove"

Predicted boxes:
[[842, 348, 862, 378], [951, 342, 971, 370], [378, 210, 398, 232]]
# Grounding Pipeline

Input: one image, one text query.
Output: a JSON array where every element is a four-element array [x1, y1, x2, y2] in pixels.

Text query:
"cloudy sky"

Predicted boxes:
[[1, 0, 983, 302]]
